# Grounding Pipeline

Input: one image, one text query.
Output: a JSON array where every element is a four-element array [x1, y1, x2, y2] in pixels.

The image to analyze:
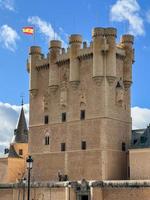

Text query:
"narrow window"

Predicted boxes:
[[133, 139, 137, 144], [81, 141, 86, 150], [19, 149, 23, 155], [44, 115, 49, 124], [62, 112, 66, 122], [61, 143, 66, 151], [81, 195, 89, 200], [128, 166, 130, 178], [80, 110, 85, 120], [45, 136, 50, 145], [122, 142, 126, 151]]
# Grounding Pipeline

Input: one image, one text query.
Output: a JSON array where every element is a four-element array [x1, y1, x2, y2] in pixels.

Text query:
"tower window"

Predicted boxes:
[[122, 142, 126, 151], [19, 149, 23, 155], [62, 112, 66, 122], [81, 141, 86, 150], [61, 143, 66, 151], [80, 110, 85, 120], [45, 136, 50, 145], [44, 115, 49, 124], [128, 166, 130, 178], [133, 139, 137, 144]]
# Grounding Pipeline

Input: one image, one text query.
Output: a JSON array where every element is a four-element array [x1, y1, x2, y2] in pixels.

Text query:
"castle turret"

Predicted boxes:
[[13, 106, 28, 143], [92, 28, 105, 83], [49, 40, 61, 92], [29, 46, 41, 97], [69, 34, 82, 88], [120, 34, 134, 89], [105, 28, 117, 84]]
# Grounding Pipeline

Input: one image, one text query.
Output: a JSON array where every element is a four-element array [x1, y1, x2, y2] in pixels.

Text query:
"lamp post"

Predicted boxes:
[[68, 183, 71, 200], [22, 177, 26, 200], [26, 155, 33, 200]]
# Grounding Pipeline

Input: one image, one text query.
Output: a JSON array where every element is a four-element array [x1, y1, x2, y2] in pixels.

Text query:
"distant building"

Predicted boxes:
[[0, 105, 28, 183]]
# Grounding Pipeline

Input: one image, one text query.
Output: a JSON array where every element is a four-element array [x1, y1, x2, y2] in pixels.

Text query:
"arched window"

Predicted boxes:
[[45, 136, 50, 145], [44, 130, 51, 146]]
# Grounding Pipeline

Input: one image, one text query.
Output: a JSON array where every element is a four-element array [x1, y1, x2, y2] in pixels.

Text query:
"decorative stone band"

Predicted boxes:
[[92, 27, 105, 38], [49, 40, 62, 49], [92, 27, 117, 38], [1, 180, 150, 189], [29, 46, 41, 55], [121, 34, 134, 44], [56, 59, 70, 67], [69, 34, 82, 44], [36, 63, 49, 71], [104, 27, 117, 37]]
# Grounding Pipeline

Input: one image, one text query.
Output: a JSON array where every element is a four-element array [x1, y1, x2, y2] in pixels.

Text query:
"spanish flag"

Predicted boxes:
[[22, 27, 34, 35]]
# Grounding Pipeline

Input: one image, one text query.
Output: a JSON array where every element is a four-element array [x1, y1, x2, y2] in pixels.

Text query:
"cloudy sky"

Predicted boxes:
[[0, 0, 150, 153]]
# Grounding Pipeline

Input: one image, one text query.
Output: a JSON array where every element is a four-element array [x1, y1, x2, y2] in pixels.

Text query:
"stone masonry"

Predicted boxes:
[[27, 27, 134, 182]]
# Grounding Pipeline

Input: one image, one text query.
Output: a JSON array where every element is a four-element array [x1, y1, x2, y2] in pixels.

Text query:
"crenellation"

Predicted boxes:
[[27, 27, 134, 181], [105, 27, 117, 85], [69, 34, 82, 88], [62, 48, 66, 54], [48, 40, 62, 93], [28, 46, 42, 97], [83, 41, 87, 48], [120, 34, 134, 89]]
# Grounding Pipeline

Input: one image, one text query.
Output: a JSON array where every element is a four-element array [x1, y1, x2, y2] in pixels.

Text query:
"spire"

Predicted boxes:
[[13, 105, 28, 143]]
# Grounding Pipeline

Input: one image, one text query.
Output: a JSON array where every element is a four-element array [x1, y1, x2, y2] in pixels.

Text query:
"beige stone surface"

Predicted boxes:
[[0, 143, 28, 183], [0, 158, 8, 183], [1, 184, 150, 200], [129, 148, 150, 180], [27, 27, 134, 181], [7, 157, 26, 183]]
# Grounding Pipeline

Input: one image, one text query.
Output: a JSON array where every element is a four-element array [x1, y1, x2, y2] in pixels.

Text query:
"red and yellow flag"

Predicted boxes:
[[22, 27, 34, 35]]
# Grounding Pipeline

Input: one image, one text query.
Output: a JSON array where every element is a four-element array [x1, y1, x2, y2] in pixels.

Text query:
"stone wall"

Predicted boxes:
[[129, 148, 150, 180], [1, 181, 150, 200], [0, 157, 8, 183], [27, 28, 134, 181]]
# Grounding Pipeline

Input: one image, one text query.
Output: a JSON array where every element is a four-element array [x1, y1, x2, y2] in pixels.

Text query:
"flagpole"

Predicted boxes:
[[33, 25, 36, 45]]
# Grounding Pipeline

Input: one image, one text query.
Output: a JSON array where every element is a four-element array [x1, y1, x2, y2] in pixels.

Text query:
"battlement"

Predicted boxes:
[[121, 34, 134, 44], [27, 26, 135, 182], [29, 46, 41, 55], [49, 40, 62, 49], [27, 26, 134, 95]]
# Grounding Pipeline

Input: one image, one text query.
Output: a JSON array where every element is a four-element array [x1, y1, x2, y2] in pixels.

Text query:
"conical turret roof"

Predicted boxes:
[[13, 106, 28, 143], [8, 144, 21, 158]]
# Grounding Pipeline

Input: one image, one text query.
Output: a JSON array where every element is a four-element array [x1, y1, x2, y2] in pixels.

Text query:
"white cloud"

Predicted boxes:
[[28, 16, 67, 47], [131, 107, 150, 129], [146, 10, 150, 23], [0, 102, 29, 154], [110, 0, 144, 36], [0, 24, 20, 51], [0, 0, 15, 11]]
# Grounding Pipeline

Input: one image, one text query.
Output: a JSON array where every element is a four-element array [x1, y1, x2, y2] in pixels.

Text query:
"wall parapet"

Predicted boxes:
[[1, 180, 150, 189]]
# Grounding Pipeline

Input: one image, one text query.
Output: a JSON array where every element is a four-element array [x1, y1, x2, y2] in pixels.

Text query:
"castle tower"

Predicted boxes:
[[12, 104, 28, 158], [27, 27, 134, 181]]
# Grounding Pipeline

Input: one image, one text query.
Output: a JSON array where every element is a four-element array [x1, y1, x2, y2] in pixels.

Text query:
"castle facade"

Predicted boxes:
[[1, 26, 150, 200]]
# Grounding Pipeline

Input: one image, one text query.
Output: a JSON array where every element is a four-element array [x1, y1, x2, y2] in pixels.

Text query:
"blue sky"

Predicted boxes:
[[0, 0, 149, 107], [0, 0, 150, 153]]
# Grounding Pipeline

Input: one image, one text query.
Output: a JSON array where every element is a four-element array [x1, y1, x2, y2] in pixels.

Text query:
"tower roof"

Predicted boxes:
[[13, 106, 28, 143], [8, 144, 21, 158]]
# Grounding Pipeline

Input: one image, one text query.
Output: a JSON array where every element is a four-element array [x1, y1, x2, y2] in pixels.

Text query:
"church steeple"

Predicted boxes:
[[13, 104, 28, 143]]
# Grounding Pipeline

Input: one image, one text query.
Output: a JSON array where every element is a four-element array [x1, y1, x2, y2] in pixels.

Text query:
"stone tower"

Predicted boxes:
[[27, 27, 134, 181], [0, 105, 28, 183]]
